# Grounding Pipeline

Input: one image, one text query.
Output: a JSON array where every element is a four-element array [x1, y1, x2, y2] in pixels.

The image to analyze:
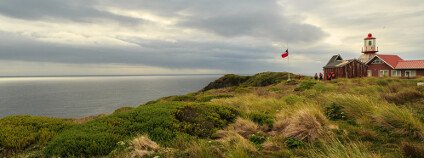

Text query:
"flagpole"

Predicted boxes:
[[287, 43, 290, 81]]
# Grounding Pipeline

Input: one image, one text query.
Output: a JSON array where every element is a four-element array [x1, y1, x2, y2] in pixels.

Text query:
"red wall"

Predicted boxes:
[[367, 63, 393, 77], [323, 60, 367, 80], [397, 69, 424, 78]]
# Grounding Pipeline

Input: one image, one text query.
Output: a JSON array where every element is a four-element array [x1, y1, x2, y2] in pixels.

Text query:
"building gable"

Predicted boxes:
[[324, 55, 345, 68], [366, 55, 402, 69]]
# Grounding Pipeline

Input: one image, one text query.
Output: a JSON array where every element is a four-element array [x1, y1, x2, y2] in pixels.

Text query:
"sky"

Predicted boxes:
[[0, 0, 423, 76]]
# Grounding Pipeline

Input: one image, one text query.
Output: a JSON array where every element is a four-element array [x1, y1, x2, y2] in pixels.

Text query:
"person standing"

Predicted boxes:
[[314, 73, 318, 80], [298, 74, 301, 80], [327, 74, 332, 81], [332, 72, 336, 79], [319, 73, 323, 80]]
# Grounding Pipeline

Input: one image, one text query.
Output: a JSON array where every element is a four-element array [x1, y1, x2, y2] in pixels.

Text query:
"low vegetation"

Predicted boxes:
[[2, 73, 424, 158]]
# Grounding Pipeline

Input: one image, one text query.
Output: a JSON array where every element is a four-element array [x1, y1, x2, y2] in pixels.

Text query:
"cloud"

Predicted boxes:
[[0, 0, 422, 76], [0, 0, 144, 25]]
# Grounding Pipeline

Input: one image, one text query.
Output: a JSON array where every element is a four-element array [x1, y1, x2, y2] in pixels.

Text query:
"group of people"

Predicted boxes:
[[313, 73, 323, 80], [312, 72, 336, 81], [297, 72, 337, 81]]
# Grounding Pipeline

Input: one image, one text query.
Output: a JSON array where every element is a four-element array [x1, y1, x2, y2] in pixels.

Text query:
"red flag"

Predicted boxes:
[[281, 49, 288, 58]]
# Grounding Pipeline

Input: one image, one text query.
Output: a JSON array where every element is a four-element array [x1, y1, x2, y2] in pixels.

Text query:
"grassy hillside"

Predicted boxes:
[[1, 73, 424, 157]]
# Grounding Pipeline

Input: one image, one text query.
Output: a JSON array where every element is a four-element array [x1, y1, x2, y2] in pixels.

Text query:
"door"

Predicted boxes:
[[367, 70, 372, 77]]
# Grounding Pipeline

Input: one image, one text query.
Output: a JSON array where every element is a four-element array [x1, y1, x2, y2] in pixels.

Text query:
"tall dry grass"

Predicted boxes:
[[273, 105, 328, 142], [308, 138, 380, 158], [127, 135, 159, 158], [211, 93, 284, 114], [226, 117, 259, 138], [324, 94, 379, 120], [214, 131, 258, 157], [373, 105, 424, 139]]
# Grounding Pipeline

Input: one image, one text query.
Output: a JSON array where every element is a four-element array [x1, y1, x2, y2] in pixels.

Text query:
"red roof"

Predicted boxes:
[[376, 54, 403, 68], [395, 60, 424, 69], [364, 33, 376, 39]]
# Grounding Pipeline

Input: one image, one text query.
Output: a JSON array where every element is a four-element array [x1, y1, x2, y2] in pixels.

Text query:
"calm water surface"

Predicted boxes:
[[0, 75, 220, 118]]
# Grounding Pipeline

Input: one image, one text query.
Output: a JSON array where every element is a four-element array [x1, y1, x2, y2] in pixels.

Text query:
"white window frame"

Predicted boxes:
[[391, 70, 401, 77], [379, 70, 389, 77], [405, 70, 416, 77]]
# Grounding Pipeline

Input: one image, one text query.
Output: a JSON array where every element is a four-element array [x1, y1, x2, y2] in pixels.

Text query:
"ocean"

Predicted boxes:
[[0, 75, 221, 119]]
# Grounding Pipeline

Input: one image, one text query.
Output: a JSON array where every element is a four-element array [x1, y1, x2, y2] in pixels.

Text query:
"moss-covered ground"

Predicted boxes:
[[1, 72, 424, 157]]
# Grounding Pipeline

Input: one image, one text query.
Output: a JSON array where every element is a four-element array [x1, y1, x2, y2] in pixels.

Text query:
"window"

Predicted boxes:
[[369, 41, 372, 46], [367, 70, 372, 77], [392, 70, 401, 77], [405, 70, 417, 77], [372, 58, 383, 64], [379, 70, 389, 77]]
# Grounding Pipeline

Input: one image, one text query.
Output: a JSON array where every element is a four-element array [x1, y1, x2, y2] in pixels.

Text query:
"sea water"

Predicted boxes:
[[0, 75, 220, 119]]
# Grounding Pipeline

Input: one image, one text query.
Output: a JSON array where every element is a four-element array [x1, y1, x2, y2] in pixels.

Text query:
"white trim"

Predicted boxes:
[[366, 56, 395, 69]]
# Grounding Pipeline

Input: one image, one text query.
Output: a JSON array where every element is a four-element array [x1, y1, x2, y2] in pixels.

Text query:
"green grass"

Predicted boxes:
[[5, 74, 424, 157], [294, 81, 317, 91], [196, 94, 234, 102], [42, 102, 238, 157], [0, 115, 75, 150]]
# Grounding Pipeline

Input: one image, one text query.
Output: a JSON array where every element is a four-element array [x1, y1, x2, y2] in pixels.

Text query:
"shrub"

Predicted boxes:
[[247, 112, 275, 128], [282, 94, 305, 105], [373, 105, 424, 139], [43, 102, 186, 157], [382, 90, 423, 105], [196, 95, 233, 102], [0, 115, 75, 150], [73, 114, 109, 124], [376, 79, 389, 86], [201, 74, 251, 91], [173, 103, 239, 138], [401, 141, 424, 158], [171, 95, 197, 101], [242, 72, 291, 87], [324, 103, 346, 120], [285, 138, 305, 148], [113, 107, 135, 114], [249, 133, 267, 146], [294, 81, 317, 91], [285, 80, 299, 85], [234, 87, 251, 93]]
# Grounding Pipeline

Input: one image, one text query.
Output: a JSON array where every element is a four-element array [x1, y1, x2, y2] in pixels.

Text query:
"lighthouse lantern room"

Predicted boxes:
[[359, 33, 378, 63]]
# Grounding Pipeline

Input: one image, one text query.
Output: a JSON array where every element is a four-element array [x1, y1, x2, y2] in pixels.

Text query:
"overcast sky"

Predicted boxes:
[[0, 0, 423, 76]]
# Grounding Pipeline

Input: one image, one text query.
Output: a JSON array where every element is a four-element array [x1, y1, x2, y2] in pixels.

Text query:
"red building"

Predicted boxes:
[[324, 33, 424, 79], [366, 55, 424, 78], [323, 55, 368, 80]]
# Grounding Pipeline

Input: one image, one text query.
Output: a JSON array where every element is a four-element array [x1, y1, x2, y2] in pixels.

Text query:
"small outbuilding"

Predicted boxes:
[[323, 54, 368, 80]]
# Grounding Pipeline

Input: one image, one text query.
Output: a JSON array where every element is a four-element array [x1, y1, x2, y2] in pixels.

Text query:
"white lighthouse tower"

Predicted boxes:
[[359, 33, 378, 63]]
